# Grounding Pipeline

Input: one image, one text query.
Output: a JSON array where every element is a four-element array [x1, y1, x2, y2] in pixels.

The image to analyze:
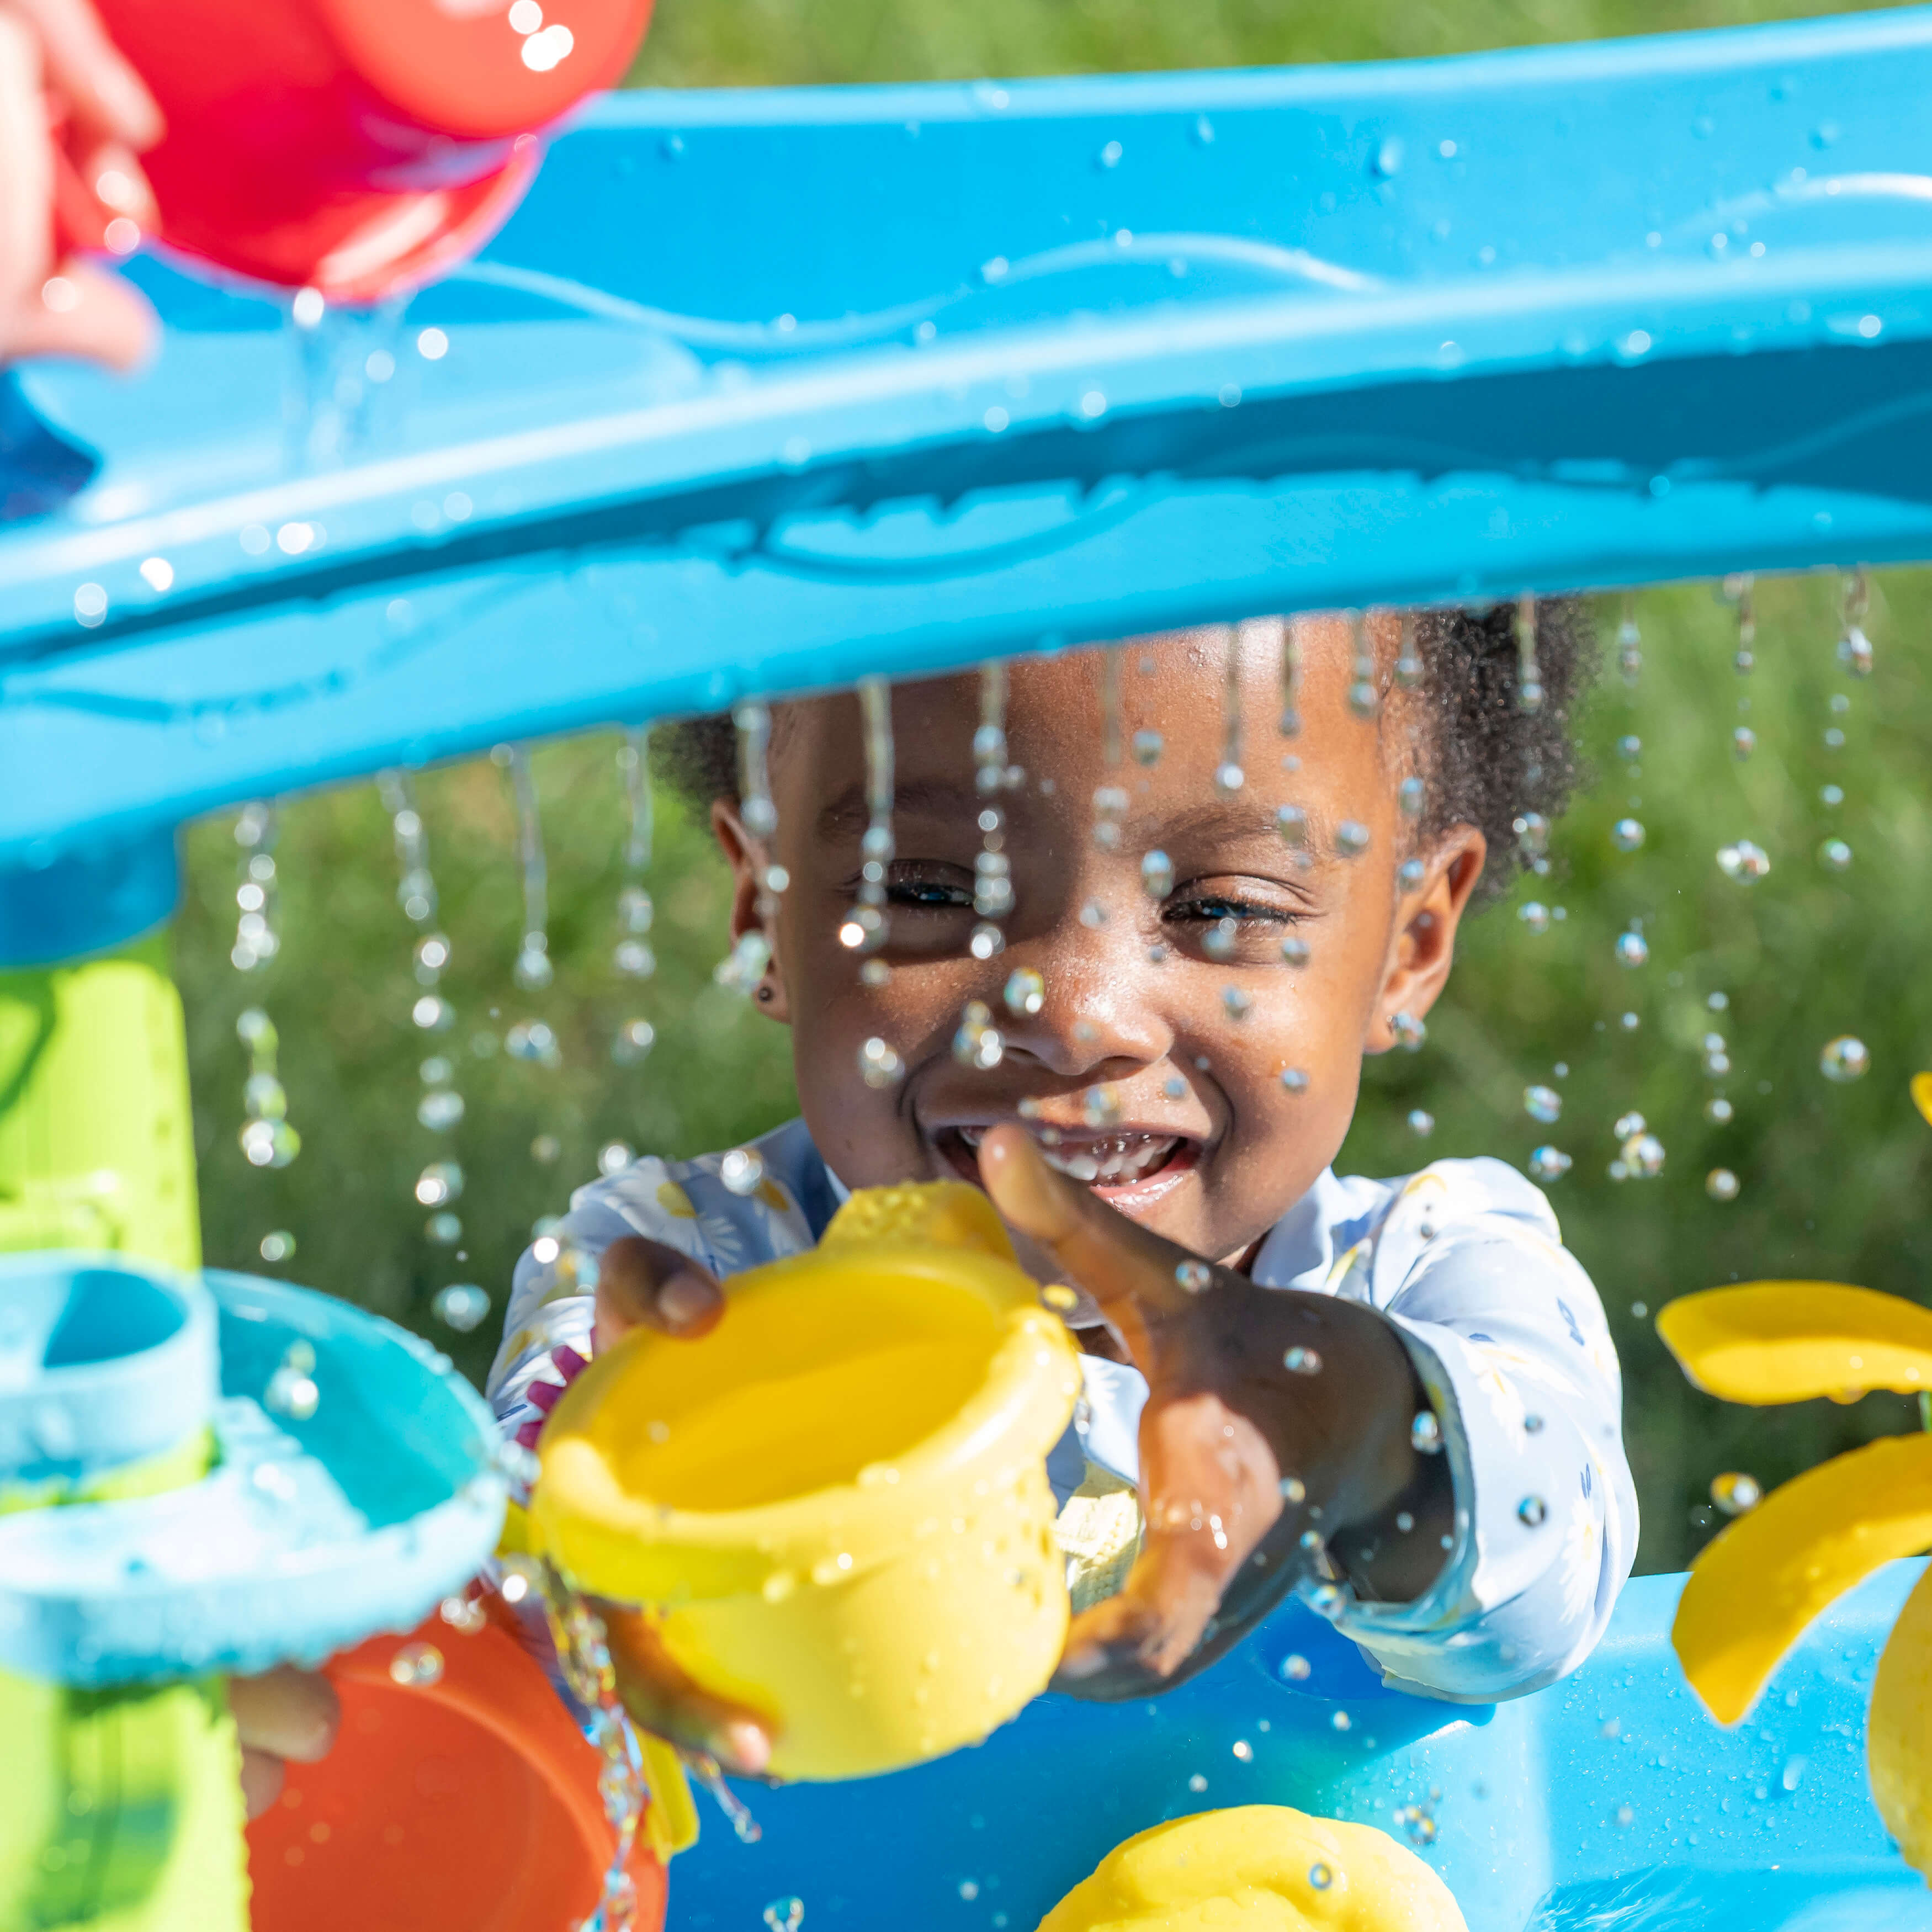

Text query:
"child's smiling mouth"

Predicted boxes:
[[935, 1123, 1201, 1208]]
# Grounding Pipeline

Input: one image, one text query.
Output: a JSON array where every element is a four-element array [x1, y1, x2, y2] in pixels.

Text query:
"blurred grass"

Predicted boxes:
[[179, 0, 1932, 1579]]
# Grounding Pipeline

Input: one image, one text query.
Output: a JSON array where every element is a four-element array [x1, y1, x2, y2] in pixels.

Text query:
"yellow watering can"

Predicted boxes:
[[532, 1181, 1082, 1781]]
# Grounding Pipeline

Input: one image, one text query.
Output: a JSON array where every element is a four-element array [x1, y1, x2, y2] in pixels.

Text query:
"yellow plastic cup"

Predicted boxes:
[[532, 1181, 1081, 1781]]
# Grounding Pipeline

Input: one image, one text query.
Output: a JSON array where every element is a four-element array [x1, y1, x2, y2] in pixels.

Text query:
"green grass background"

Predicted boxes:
[[179, 0, 1932, 1579]]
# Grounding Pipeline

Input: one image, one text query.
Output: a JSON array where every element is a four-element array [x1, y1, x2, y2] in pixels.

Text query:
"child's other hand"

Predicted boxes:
[[978, 1126, 1450, 1697], [229, 1665, 339, 1818], [0, 0, 162, 368], [582, 1235, 772, 1775], [593, 1234, 727, 1350]]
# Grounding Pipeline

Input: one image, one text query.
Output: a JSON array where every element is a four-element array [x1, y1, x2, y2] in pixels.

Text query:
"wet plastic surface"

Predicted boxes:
[[671, 1565, 1932, 1931]]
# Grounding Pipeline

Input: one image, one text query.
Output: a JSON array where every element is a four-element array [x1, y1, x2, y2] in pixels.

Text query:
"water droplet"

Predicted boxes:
[[1407, 1108, 1435, 1137], [1524, 1084, 1562, 1125], [1819, 837, 1853, 872], [612, 1018, 656, 1066], [426, 1211, 461, 1244], [1529, 1146, 1572, 1181], [1838, 625, 1875, 676], [859, 1037, 904, 1087], [259, 1230, 296, 1263], [1283, 1346, 1322, 1375], [1131, 729, 1164, 766], [1517, 1495, 1548, 1527], [1399, 776, 1424, 817], [505, 1018, 558, 1062], [1328, 1705, 1351, 1729], [415, 1161, 463, 1207], [1714, 839, 1772, 887], [1712, 1471, 1761, 1515], [1308, 1860, 1335, 1890], [1616, 735, 1642, 763], [721, 1147, 767, 1194], [1174, 1260, 1213, 1294], [1222, 986, 1254, 1022], [1335, 820, 1371, 859], [432, 1284, 490, 1333], [1279, 1067, 1310, 1096], [417, 1089, 465, 1132], [1820, 784, 1845, 809], [1616, 931, 1650, 969], [1411, 1410, 1443, 1453], [1042, 1285, 1079, 1312], [1141, 850, 1175, 899], [1611, 818, 1646, 853], [1706, 1167, 1740, 1202], [953, 1000, 1005, 1070], [1281, 1652, 1312, 1681], [1820, 1035, 1869, 1082], [1621, 1132, 1665, 1178], [1280, 935, 1310, 968], [1706, 1096, 1735, 1124], [1389, 1011, 1426, 1052], [1082, 1084, 1122, 1128], [389, 1641, 444, 1687], [266, 1361, 320, 1421], [1213, 761, 1244, 798], [1616, 1803, 1636, 1827], [1188, 1772, 1209, 1792], [241, 1118, 301, 1169], [1518, 900, 1551, 935], [1002, 967, 1045, 1018]]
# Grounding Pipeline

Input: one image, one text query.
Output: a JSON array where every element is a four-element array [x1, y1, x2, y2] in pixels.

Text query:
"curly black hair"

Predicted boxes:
[[652, 601, 1596, 907]]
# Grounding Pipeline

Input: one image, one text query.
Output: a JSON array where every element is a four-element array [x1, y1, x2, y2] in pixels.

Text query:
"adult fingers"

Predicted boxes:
[[238, 1748, 286, 1820], [593, 1236, 725, 1350], [978, 1125, 1222, 1328], [3, 253, 153, 367], [599, 1600, 772, 1776], [0, 10, 52, 318], [9, 0, 162, 147], [228, 1665, 341, 1766]]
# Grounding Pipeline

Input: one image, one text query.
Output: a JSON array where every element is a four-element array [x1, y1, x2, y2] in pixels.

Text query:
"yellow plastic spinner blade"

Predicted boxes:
[[1870, 1562, 1932, 1881], [639, 1733, 699, 1861], [1657, 1283, 1932, 1404], [1912, 1072, 1932, 1129], [1673, 1432, 1932, 1724]]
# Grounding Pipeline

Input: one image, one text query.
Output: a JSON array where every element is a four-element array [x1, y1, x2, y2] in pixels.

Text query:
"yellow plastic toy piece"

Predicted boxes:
[[1870, 1562, 1932, 1876], [1037, 1806, 1468, 1931], [533, 1180, 1081, 1781], [1657, 1281, 1932, 1405], [1671, 1431, 1932, 1725]]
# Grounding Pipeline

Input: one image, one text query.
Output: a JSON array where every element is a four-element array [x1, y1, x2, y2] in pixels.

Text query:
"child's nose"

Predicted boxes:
[[994, 941, 1174, 1081]]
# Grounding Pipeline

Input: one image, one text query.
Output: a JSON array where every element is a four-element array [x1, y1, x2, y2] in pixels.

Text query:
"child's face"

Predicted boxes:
[[721, 619, 1485, 1271]]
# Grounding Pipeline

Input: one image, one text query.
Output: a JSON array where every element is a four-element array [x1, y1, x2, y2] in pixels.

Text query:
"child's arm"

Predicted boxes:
[[979, 1128, 1451, 1694]]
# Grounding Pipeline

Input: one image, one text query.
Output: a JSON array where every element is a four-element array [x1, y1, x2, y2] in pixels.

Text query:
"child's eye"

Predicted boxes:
[[884, 865, 974, 912], [1166, 894, 1294, 928]]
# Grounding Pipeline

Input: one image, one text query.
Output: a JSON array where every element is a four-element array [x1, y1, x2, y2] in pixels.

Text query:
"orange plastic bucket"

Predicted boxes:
[[246, 1604, 667, 1932]]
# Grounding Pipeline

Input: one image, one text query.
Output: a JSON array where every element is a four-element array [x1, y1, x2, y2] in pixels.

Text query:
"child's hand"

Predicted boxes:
[[0, 0, 162, 368], [586, 1235, 772, 1775], [229, 1665, 340, 1818], [978, 1127, 1452, 1697]]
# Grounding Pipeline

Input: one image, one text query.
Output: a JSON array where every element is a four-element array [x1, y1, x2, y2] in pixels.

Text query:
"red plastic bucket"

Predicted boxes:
[[93, 0, 654, 300], [246, 1605, 668, 1932]]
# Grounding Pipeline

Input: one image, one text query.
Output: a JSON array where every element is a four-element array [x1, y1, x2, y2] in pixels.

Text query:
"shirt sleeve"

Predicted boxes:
[[1325, 1158, 1639, 1703], [485, 1160, 728, 1441]]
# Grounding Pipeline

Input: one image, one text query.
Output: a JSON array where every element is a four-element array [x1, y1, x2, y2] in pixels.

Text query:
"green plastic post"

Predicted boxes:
[[0, 935, 200, 1272], [0, 935, 250, 1932]]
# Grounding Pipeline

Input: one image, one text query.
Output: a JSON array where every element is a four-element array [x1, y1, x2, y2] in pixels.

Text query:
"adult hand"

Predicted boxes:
[[580, 1235, 773, 1775], [0, 0, 161, 368], [229, 1665, 340, 1819], [978, 1125, 1452, 1698]]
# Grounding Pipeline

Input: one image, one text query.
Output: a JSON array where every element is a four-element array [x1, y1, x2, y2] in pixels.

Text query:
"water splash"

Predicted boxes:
[[1345, 609, 1378, 721], [1515, 592, 1544, 713], [838, 678, 895, 959], [612, 728, 657, 998], [973, 662, 1015, 959], [504, 746, 555, 991], [230, 803, 282, 972], [1215, 626, 1246, 794], [237, 1009, 300, 1170]]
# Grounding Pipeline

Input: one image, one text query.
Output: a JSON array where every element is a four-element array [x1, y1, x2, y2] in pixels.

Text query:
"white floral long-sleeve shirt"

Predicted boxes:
[[487, 1116, 1637, 1706]]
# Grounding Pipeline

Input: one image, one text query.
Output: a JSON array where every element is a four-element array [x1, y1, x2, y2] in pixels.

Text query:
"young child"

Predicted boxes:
[[490, 607, 1637, 1770]]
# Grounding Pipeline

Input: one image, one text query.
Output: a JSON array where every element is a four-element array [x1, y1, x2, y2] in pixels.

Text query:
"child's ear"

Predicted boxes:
[[1365, 827, 1487, 1054], [710, 799, 791, 1023]]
